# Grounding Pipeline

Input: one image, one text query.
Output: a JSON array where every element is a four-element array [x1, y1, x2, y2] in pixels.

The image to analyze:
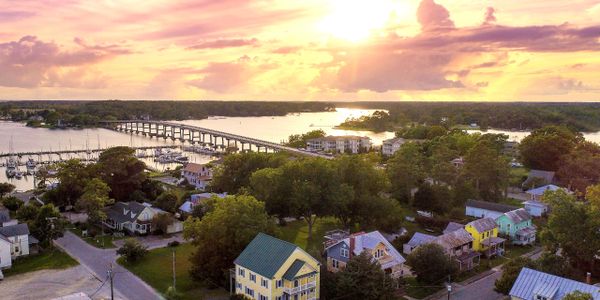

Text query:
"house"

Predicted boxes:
[[306, 136, 372, 154], [465, 218, 505, 258], [325, 231, 408, 278], [382, 138, 406, 156], [496, 208, 536, 245], [403, 232, 436, 255], [0, 223, 31, 259], [526, 184, 568, 201], [451, 157, 465, 168], [0, 234, 12, 269], [522, 169, 556, 189], [181, 163, 213, 190], [234, 233, 320, 300], [465, 199, 518, 219], [510, 268, 600, 300], [178, 192, 227, 216], [103, 202, 182, 235], [443, 222, 464, 234], [0, 206, 16, 227], [524, 200, 549, 217], [431, 229, 481, 271]]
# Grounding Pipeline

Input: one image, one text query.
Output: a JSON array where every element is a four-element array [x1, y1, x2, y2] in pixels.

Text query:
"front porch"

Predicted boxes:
[[455, 251, 481, 272], [513, 227, 536, 245], [481, 237, 506, 258]]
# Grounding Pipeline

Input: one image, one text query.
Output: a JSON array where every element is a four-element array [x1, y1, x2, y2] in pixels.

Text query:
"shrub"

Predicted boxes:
[[117, 238, 148, 262], [2, 196, 22, 211], [415, 215, 448, 231], [168, 240, 180, 247]]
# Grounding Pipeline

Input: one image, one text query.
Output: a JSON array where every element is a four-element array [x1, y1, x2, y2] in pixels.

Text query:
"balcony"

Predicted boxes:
[[283, 281, 317, 295]]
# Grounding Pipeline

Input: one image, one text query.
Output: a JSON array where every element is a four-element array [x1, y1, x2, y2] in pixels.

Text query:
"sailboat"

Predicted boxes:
[[26, 158, 37, 175], [5, 136, 17, 177]]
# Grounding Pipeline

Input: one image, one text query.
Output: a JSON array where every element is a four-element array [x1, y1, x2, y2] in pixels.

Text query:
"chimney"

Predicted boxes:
[[586, 272, 591, 284]]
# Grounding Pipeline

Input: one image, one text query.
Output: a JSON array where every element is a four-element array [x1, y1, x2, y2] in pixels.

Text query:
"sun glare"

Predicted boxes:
[[318, 0, 401, 42]]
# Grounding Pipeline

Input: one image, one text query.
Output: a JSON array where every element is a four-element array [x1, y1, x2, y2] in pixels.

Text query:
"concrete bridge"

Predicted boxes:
[[101, 120, 332, 159]]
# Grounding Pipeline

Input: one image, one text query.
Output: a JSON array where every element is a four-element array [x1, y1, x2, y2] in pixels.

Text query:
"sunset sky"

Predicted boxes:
[[1, 0, 600, 101]]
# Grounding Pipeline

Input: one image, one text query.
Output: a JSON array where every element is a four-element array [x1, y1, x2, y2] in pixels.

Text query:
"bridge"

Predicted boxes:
[[100, 120, 332, 159]]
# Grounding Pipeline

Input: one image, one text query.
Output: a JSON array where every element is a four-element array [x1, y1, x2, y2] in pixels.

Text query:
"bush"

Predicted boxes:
[[164, 286, 181, 300], [2, 196, 22, 211], [415, 215, 448, 231], [168, 240, 180, 247], [447, 207, 466, 220], [117, 238, 148, 262]]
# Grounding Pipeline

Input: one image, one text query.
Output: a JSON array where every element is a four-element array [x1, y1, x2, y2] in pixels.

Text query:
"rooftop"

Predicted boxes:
[[467, 218, 498, 232], [0, 223, 30, 237], [466, 199, 518, 213], [234, 233, 304, 279], [503, 208, 532, 224], [183, 163, 209, 174], [526, 184, 567, 196], [433, 228, 473, 249], [510, 268, 600, 300]]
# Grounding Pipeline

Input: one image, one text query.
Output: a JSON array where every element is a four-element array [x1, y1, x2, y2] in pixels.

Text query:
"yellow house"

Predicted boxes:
[[464, 218, 505, 258], [234, 233, 320, 300]]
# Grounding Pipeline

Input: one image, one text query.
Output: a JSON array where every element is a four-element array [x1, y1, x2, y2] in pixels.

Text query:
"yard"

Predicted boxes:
[[117, 243, 228, 300], [3, 248, 79, 277], [69, 227, 124, 249], [278, 217, 342, 253]]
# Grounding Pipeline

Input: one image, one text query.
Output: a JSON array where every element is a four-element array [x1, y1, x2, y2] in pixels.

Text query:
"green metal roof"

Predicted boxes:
[[283, 259, 305, 281], [234, 233, 298, 279]]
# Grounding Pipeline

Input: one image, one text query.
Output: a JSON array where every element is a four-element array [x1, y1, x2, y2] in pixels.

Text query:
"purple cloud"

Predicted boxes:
[[187, 38, 259, 50]]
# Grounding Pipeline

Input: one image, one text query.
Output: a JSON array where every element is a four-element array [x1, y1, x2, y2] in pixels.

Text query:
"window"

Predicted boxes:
[[237, 282, 242, 290], [276, 297, 282, 300], [332, 259, 339, 268], [261, 278, 269, 288], [259, 294, 268, 300], [238, 268, 245, 277], [341, 248, 349, 258], [276, 280, 283, 288], [294, 280, 299, 288], [250, 273, 256, 282], [245, 288, 254, 297], [375, 249, 384, 258]]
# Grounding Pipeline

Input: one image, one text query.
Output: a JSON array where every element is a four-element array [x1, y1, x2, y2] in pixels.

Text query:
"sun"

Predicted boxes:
[[318, 0, 401, 42]]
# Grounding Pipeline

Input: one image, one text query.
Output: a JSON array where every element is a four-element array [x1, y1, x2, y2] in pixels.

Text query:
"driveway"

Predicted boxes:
[[113, 233, 185, 250], [55, 231, 162, 300], [0, 265, 122, 300]]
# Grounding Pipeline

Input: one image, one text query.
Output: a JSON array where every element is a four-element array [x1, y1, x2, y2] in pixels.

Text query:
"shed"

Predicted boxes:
[[524, 200, 549, 217]]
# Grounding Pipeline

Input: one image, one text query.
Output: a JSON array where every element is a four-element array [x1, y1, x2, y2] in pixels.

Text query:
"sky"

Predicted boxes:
[[1, 0, 600, 101]]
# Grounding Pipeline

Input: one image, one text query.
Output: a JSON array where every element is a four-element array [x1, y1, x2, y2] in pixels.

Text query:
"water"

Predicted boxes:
[[0, 108, 394, 190], [467, 129, 600, 143]]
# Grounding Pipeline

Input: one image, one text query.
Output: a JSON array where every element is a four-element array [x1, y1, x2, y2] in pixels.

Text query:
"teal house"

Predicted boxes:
[[495, 208, 536, 245]]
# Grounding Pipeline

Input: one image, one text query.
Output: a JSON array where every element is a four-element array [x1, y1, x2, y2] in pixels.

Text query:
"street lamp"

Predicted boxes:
[[446, 284, 452, 300]]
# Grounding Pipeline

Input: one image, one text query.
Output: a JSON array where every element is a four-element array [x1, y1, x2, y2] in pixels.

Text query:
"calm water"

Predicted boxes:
[[0, 108, 394, 190]]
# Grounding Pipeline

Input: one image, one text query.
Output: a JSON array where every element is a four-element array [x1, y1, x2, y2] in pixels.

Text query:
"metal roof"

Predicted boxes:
[[407, 232, 437, 247], [282, 259, 306, 281], [234, 233, 299, 279], [510, 268, 600, 299], [526, 184, 566, 196], [467, 218, 497, 233], [466, 199, 518, 213], [524, 200, 548, 208], [0, 223, 30, 237], [443, 222, 464, 234], [503, 208, 532, 224]]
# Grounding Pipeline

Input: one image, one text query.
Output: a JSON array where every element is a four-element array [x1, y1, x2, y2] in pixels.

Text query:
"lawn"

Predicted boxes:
[[69, 227, 123, 249], [3, 248, 79, 277], [117, 243, 228, 300], [278, 217, 342, 253], [402, 276, 445, 299]]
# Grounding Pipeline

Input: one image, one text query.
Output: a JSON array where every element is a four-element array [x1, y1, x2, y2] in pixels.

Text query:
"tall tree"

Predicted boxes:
[[386, 143, 426, 202], [97, 147, 146, 202], [556, 142, 600, 193], [54, 159, 94, 207], [334, 253, 398, 300], [0, 182, 15, 198], [33, 204, 65, 247], [494, 257, 536, 294], [183, 195, 275, 286], [210, 152, 287, 193], [76, 178, 113, 224], [463, 140, 509, 202], [285, 129, 326, 148], [519, 126, 582, 171], [406, 243, 458, 284]]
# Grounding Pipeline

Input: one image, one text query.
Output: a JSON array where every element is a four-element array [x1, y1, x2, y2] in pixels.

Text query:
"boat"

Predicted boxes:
[[14, 169, 23, 179], [26, 158, 37, 174], [5, 158, 17, 177], [174, 156, 189, 164]]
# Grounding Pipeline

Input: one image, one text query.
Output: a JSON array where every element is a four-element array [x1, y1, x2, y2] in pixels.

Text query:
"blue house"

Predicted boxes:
[[496, 208, 536, 245]]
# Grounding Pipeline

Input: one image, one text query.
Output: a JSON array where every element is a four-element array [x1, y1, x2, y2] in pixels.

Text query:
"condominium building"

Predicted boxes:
[[306, 136, 371, 154]]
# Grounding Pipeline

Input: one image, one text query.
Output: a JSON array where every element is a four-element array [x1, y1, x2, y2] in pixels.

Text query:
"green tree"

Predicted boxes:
[[556, 142, 600, 193], [406, 243, 458, 284], [16, 204, 41, 223], [33, 204, 65, 247], [117, 238, 148, 262], [76, 178, 113, 224], [519, 126, 582, 171], [210, 152, 287, 194], [183, 195, 275, 286], [2, 196, 22, 211], [386, 143, 426, 202], [155, 192, 179, 213], [97, 147, 146, 202], [563, 291, 594, 300], [0, 182, 15, 198], [463, 140, 509, 202], [54, 159, 94, 207], [285, 129, 326, 148], [152, 213, 175, 235], [335, 252, 398, 300], [494, 256, 536, 294], [540, 190, 600, 271], [535, 252, 575, 279]]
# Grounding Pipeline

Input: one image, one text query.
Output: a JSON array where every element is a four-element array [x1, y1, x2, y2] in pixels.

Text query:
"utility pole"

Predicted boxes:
[[108, 263, 114, 300]]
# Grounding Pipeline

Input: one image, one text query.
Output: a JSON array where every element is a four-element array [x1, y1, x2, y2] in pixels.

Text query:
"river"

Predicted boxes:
[[0, 108, 395, 190]]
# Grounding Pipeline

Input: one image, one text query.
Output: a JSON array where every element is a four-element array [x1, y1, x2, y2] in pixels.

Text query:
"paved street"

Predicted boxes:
[[55, 231, 162, 300]]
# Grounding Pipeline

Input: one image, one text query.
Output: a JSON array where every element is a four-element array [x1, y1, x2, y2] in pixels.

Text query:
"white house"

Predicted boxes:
[[0, 235, 12, 269], [382, 138, 406, 156], [104, 202, 182, 235], [523, 200, 549, 217], [0, 223, 31, 258], [181, 163, 213, 190], [307, 136, 372, 154], [465, 199, 518, 219], [178, 192, 227, 215]]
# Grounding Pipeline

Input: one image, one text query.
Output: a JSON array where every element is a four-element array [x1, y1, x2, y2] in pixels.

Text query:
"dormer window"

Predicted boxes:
[[375, 249, 384, 258], [341, 248, 349, 258], [535, 295, 547, 300]]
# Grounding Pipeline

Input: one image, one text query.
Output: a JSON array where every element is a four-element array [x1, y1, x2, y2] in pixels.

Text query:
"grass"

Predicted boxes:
[[499, 197, 524, 207], [278, 217, 342, 253], [117, 243, 228, 300], [402, 276, 445, 299], [3, 248, 79, 277], [69, 227, 124, 249]]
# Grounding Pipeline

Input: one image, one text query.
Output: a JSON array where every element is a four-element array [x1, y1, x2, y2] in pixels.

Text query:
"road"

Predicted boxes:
[[55, 231, 162, 300]]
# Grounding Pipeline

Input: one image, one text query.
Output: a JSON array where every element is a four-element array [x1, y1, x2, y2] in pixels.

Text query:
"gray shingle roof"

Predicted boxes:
[[407, 232, 437, 247], [0, 207, 10, 223], [443, 222, 464, 234], [467, 218, 497, 233], [466, 199, 518, 213], [105, 202, 150, 224], [510, 268, 600, 299], [0, 223, 30, 237], [433, 228, 473, 249], [504, 208, 532, 224], [234, 233, 299, 279]]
